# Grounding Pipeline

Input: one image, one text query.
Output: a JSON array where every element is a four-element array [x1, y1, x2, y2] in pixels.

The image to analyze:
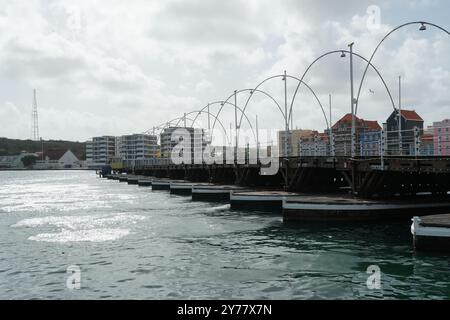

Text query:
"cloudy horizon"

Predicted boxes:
[[0, 0, 449, 142]]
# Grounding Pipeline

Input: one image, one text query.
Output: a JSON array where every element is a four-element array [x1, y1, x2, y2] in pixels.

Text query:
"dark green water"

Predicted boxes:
[[0, 170, 449, 299]]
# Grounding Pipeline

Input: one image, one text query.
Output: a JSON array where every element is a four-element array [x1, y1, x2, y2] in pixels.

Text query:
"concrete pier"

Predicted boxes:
[[283, 196, 450, 222], [412, 215, 450, 252], [230, 191, 300, 212], [192, 185, 250, 202], [127, 176, 140, 185], [151, 179, 171, 190], [138, 178, 153, 187], [169, 182, 193, 195], [170, 182, 212, 195], [151, 179, 185, 191]]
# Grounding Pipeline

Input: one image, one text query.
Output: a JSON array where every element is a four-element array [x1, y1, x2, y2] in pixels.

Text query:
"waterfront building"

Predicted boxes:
[[0, 153, 28, 168], [35, 149, 81, 169], [298, 132, 329, 157], [278, 129, 318, 157], [386, 109, 424, 155], [433, 119, 450, 156], [420, 133, 434, 156], [86, 136, 116, 168], [360, 130, 381, 156], [116, 134, 158, 167], [160, 127, 208, 164], [331, 114, 381, 156]]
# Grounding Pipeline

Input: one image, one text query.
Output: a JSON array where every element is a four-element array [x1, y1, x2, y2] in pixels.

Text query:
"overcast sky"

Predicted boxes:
[[0, 0, 449, 142]]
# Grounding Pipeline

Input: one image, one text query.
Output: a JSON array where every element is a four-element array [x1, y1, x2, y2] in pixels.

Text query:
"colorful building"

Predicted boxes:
[[433, 119, 450, 156], [420, 134, 435, 156], [298, 132, 329, 157], [331, 114, 381, 156], [360, 130, 381, 156], [386, 109, 424, 155], [278, 129, 318, 156]]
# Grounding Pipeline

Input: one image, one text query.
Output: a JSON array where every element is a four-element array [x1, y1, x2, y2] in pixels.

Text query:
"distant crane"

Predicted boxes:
[[31, 89, 40, 141]]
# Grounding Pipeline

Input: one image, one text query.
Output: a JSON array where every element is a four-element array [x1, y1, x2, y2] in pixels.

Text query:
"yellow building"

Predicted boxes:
[[278, 129, 317, 156]]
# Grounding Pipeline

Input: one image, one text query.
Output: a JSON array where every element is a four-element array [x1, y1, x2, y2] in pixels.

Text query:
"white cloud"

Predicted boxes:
[[0, 0, 448, 141]]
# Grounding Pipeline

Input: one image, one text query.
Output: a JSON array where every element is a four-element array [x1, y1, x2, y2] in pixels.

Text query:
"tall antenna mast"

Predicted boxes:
[[31, 89, 40, 141]]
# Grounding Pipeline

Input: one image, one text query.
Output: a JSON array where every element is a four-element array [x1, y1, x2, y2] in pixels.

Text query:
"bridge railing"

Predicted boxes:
[[124, 125, 449, 170], [294, 126, 448, 159]]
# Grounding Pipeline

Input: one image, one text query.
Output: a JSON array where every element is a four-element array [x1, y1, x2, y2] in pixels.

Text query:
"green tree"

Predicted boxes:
[[21, 155, 37, 168]]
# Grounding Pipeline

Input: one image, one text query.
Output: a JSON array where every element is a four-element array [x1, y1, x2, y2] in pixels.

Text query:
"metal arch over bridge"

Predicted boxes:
[[190, 100, 257, 144], [235, 74, 330, 139], [289, 49, 397, 127], [355, 21, 450, 115], [173, 109, 232, 145], [132, 20, 450, 198]]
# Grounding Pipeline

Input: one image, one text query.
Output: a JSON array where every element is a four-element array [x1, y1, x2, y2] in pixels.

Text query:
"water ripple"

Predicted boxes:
[[0, 170, 449, 299]]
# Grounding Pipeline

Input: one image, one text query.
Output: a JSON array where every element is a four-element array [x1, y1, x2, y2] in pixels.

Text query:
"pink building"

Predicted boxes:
[[433, 119, 450, 156]]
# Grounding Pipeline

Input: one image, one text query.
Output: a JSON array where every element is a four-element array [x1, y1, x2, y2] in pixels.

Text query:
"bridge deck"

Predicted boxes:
[[138, 156, 450, 173], [420, 214, 450, 228]]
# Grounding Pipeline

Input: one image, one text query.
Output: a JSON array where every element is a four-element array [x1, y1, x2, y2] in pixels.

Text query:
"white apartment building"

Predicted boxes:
[[116, 134, 158, 167], [86, 136, 116, 168], [160, 127, 208, 164]]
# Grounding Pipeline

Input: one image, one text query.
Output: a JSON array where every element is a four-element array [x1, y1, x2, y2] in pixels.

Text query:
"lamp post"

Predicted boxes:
[[282, 70, 289, 190], [207, 103, 210, 130], [398, 76, 403, 155], [348, 42, 356, 196], [234, 90, 238, 163], [283, 70, 289, 157], [256, 114, 259, 163], [349, 42, 356, 158], [329, 94, 334, 156]]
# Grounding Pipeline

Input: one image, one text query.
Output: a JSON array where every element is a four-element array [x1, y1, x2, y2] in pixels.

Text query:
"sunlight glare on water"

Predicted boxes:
[[0, 170, 449, 300]]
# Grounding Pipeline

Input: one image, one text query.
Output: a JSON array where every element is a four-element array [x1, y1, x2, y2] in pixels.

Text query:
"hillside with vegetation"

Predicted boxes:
[[0, 138, 86, 160]]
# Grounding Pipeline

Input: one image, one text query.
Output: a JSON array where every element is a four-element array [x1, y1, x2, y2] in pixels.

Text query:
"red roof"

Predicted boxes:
[[362, 120, 382, 131], [401, 110, 423, 121], [332, 113, 360, 129], [332, 113, 381, 131]]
